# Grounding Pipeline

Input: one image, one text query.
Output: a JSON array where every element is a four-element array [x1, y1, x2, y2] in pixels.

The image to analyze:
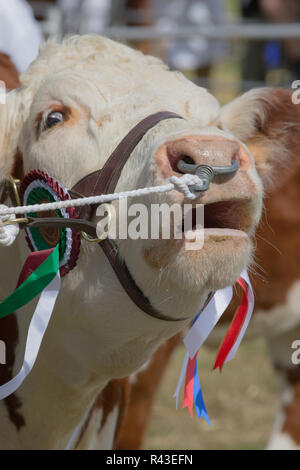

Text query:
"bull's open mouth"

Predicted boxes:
[[144, 198, 253, 273], [182, 199, 251, 239]]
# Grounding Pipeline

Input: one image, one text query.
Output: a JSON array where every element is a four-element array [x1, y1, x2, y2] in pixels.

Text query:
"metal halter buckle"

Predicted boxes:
[[6, 176, 22, 207], [81, 203, 113, 243], [0, 178, 27, 227], [0, 218, 29, 227]]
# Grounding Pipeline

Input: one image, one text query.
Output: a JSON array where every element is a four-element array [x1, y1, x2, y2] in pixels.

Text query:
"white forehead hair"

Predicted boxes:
[[20, 35, 220, 125]]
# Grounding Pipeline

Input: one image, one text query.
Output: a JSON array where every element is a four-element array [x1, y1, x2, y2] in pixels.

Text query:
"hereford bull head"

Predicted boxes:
[[0, 36, 299, 449]]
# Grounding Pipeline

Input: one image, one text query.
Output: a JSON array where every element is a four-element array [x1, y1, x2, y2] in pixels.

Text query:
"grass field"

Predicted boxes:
[[144, 338, 280, 450]]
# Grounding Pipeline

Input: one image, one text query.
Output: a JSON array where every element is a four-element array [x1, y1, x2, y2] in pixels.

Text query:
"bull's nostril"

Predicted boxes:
[[182, 156, 195, 166], [166, 142, 199, 174], [178, 156, 195, 173], [167, 151, 196, 174]]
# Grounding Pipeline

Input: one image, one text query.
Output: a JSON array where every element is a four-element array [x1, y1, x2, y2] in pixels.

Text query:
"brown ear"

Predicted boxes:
[[0, 53, 20, 91], [0, 91, 22, 182], [220, 88, 300, 190], [0, 83, 36, 184], [0, 53, 23, 184]]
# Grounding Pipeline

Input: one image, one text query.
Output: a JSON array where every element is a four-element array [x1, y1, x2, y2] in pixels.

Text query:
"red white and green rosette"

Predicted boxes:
[[20, 170, 80, 277]]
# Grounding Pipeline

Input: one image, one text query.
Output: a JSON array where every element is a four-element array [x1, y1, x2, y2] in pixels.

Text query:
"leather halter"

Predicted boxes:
[[71, 111, 196, 322]]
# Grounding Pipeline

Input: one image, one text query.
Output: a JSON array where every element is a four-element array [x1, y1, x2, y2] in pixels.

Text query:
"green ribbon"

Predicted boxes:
[[0, 245, 60, 320], [26, 186, 67, 260]]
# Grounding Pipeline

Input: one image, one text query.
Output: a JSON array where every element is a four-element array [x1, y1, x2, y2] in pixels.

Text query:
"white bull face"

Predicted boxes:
[[0, 36, 295, 323]]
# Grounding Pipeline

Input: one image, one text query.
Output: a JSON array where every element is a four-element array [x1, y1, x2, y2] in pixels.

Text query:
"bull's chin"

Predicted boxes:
[[144, 228, 252, 294]]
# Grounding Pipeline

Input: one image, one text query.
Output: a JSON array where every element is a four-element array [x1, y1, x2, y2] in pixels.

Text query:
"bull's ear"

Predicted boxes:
[[0, 87, 32, 182], [220, 88, 300, 190]]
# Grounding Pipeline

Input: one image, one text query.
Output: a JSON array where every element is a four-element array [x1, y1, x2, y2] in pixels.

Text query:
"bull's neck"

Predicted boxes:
[[0, 236, 192, 449], [0, 310, 109, 449]]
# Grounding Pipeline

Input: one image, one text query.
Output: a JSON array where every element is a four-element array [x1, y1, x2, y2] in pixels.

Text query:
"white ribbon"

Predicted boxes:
[[173, 351, 189, 409], [184, 286, 233, 359], [0, 272, 61, 400], [65, 423, 82, 451]]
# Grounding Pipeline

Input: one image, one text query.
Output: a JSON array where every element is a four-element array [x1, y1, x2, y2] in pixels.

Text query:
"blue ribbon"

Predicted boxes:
[[193, 357, 211, 425]]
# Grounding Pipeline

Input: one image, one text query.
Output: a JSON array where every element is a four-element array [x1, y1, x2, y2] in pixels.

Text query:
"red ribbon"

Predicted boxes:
[[17, 249, 55, 287], [213, 278, 248, 371], [182, 354, 197, 416]]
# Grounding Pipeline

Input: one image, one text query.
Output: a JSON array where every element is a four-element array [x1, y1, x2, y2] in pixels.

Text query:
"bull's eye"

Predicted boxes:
[[44, 111, 66, 130]]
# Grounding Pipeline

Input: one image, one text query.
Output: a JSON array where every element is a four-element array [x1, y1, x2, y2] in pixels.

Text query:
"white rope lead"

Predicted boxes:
[[0, 204, 20, 246], [0, 174, 203, 217]]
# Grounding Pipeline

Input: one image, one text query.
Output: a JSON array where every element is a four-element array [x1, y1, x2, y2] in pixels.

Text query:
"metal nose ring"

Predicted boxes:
[[177, 159, 239, 196]]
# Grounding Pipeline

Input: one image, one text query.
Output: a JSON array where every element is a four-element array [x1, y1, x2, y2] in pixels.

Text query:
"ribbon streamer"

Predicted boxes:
[[184, 286, 233, 359], [174, 269, 254, 421], [182, 355, 211, 425], [193, 357, 210, 425], [213, 270, 254, 371], [0, 246, 61, 399], [0, 245, 60, 319], [224, 270, 254, 364], [182, 354, 197, 417], [173, 352, 189, 409], [174, 287, 233, 420]]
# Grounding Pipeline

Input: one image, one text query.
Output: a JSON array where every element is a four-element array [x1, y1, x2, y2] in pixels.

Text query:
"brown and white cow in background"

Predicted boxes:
[[108, 1, 300, 450], [214, 89, 300, 450], [0, 35, 299, 449], [116, 89, 300, 451]]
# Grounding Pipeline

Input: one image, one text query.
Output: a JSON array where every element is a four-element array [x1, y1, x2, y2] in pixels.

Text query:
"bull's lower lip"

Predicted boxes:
[[143, 227, 251, 272], [183, 227, 249, 243], [204, 228, 248, 239]]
